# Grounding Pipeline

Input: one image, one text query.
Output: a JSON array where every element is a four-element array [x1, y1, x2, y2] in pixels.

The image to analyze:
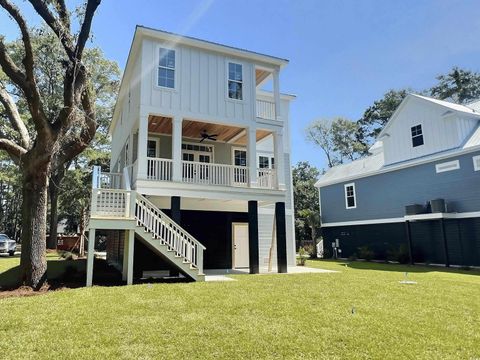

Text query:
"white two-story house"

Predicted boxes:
[[86, 26, 296, 285]]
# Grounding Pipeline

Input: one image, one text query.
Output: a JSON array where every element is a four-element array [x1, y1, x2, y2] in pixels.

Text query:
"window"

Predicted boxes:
[[435, 160, 460, 173], [473, 155, 480, 171], [147, 139, 158, 158], [158, 48, 175, 88], [411, 124, 424, 147], [228, 62, 243, 100], [344, 183, 356, 209], [181, 143, 213, 153], [271, 157, 275, 169], [234, 149, 247, 166], [259, 156, 269, 169]]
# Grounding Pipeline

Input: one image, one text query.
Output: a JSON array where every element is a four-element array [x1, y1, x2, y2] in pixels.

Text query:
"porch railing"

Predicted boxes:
[[256, 99, 276, 120], [99, 171, 122, 189], [257, 168, 277, 189], [91, 188, 133, 218], [182, 161, 249, 187], [147, 157, 172, 181]]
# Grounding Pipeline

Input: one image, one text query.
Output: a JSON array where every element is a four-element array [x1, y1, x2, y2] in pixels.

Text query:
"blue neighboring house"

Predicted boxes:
[[315, 94, 480, 266]]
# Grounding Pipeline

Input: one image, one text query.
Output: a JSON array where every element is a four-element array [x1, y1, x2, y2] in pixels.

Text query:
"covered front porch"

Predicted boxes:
[[121, 115, 285, 192]]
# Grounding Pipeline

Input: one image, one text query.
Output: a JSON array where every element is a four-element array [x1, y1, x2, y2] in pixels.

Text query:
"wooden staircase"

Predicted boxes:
[[89, 166, 206, 282], [134, 194, 205, 281]]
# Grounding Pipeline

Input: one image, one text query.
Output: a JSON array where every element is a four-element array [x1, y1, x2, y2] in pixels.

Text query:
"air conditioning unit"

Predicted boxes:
[[405, 204, 425, 215], [430, 199, 446, 213]]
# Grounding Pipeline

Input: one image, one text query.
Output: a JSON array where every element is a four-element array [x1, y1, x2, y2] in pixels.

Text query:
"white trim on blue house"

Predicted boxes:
[[321, 211, 480, 227]]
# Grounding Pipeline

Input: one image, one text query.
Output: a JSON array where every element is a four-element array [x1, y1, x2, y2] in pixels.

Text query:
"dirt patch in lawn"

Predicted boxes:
[[0, 259, 122, 299]]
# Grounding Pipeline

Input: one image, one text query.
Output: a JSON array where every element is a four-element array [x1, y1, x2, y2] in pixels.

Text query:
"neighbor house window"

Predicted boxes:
[[344, 183, 356, 209], [473, 155, 480, 171], [158, 48, 175, 88], [411, 124, 424, 147], [228, 62, 243, 100]]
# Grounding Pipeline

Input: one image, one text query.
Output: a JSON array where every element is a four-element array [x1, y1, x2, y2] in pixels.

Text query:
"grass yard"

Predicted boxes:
[[0, 257, 479, 359]]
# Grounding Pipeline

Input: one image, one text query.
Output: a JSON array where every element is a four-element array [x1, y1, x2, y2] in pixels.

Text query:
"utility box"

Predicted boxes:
[[405, 204, 425, 215], [430, 199, 446, 213]]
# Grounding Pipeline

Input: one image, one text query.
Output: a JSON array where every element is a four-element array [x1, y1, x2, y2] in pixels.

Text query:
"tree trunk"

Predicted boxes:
[[19, 164, 49, 289]]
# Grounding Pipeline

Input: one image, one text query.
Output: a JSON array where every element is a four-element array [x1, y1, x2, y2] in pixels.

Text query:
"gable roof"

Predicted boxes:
[[316, 94, 480, 188], [137, 26, 289, 67], [378, 94, 480, 139]]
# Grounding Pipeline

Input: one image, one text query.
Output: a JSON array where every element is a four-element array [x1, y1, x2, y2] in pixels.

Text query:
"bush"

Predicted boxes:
[[348, 253, 358, 261], [387, 244, 410, 264], [296, 247, 309, 266], [357, 246, 374, 261], [303, 244, 317, 259]]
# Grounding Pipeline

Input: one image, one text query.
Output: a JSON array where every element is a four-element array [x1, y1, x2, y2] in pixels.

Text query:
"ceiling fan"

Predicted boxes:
[[200, 130, 218, 142]]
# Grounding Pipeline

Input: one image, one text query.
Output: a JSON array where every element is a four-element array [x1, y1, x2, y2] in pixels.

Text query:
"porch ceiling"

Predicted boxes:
[[256, 69, 271, 85], [148, 116, 271, 145]]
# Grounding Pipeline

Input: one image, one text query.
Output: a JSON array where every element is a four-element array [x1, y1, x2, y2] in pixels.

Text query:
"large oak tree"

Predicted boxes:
[[0, 0, 102, 289]]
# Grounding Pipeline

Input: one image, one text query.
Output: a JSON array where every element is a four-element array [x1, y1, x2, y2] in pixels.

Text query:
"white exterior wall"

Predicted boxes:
[[382, 97, 478, 165], [111, 55, 142, 170], [139, 37, 266, 127]]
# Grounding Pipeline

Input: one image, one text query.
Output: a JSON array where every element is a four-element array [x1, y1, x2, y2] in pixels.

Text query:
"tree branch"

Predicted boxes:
[[54, 0, 70, 30], [74, 0, 101, 61], [0, 38, 28, 91], [0, 0, 35, 82], [0, 137, 26, 162], [0, 84, 31, 148], [27, 0, 75, 60]]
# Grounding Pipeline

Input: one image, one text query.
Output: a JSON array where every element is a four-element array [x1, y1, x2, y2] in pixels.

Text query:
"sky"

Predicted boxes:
[[3, 0, 480, 170]]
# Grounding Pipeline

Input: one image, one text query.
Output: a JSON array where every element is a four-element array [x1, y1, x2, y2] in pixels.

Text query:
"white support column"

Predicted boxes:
[[127, 229, 135, 285], [137, 114, 148, 180], [172, 116, 183, 182], [274, 129, 286, 190], [86, 228, 96, 287], [247, 127, 257, 187], [273, 68, 281, 121]]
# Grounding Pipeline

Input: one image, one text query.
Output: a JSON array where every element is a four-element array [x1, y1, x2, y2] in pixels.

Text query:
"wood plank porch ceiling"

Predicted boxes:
[[148, 116, 271, 145]]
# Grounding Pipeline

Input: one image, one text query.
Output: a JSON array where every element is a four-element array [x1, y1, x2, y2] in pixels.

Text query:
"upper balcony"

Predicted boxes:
[[119, 115, 287, 200]]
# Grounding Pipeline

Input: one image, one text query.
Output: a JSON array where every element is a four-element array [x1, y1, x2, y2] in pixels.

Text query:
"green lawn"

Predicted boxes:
[[0, 258, 479, 359]]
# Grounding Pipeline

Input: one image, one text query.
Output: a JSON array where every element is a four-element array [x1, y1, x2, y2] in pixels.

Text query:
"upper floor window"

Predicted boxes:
[[228, 62, 243, 100], [344, 183, 356, 209], [411, 124, 424, 147], [259, 156, 270, 168], [158, 48, 175, 88], [258, 155, 275, 169]]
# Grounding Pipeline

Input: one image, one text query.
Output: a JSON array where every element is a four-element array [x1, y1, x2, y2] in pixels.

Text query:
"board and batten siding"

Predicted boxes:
[[140, 38, 256, 124], [320, 150, 480, 223], [382, 97, 478, 166], [111, 56, 142, 171], [258, 213, 295, 267]]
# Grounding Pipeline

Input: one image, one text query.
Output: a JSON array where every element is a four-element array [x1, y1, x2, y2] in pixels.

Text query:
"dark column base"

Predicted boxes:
[[276, 202, 287, 273], [405, 220, 414, 265], [170, 196, 181, 277], [440, 218, 450, 267], [248, 200, 259, 274]]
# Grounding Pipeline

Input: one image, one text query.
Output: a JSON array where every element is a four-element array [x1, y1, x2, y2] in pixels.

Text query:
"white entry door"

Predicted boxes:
[[233, 223, 249, 268]]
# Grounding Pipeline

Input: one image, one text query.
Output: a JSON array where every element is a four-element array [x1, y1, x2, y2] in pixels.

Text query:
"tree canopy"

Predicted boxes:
[[292, 161, 320, 245], [0, 0, 103, 288]]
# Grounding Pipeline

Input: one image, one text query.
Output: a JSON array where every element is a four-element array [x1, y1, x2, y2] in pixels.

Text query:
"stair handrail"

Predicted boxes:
[[135, 193, 206, 272]]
